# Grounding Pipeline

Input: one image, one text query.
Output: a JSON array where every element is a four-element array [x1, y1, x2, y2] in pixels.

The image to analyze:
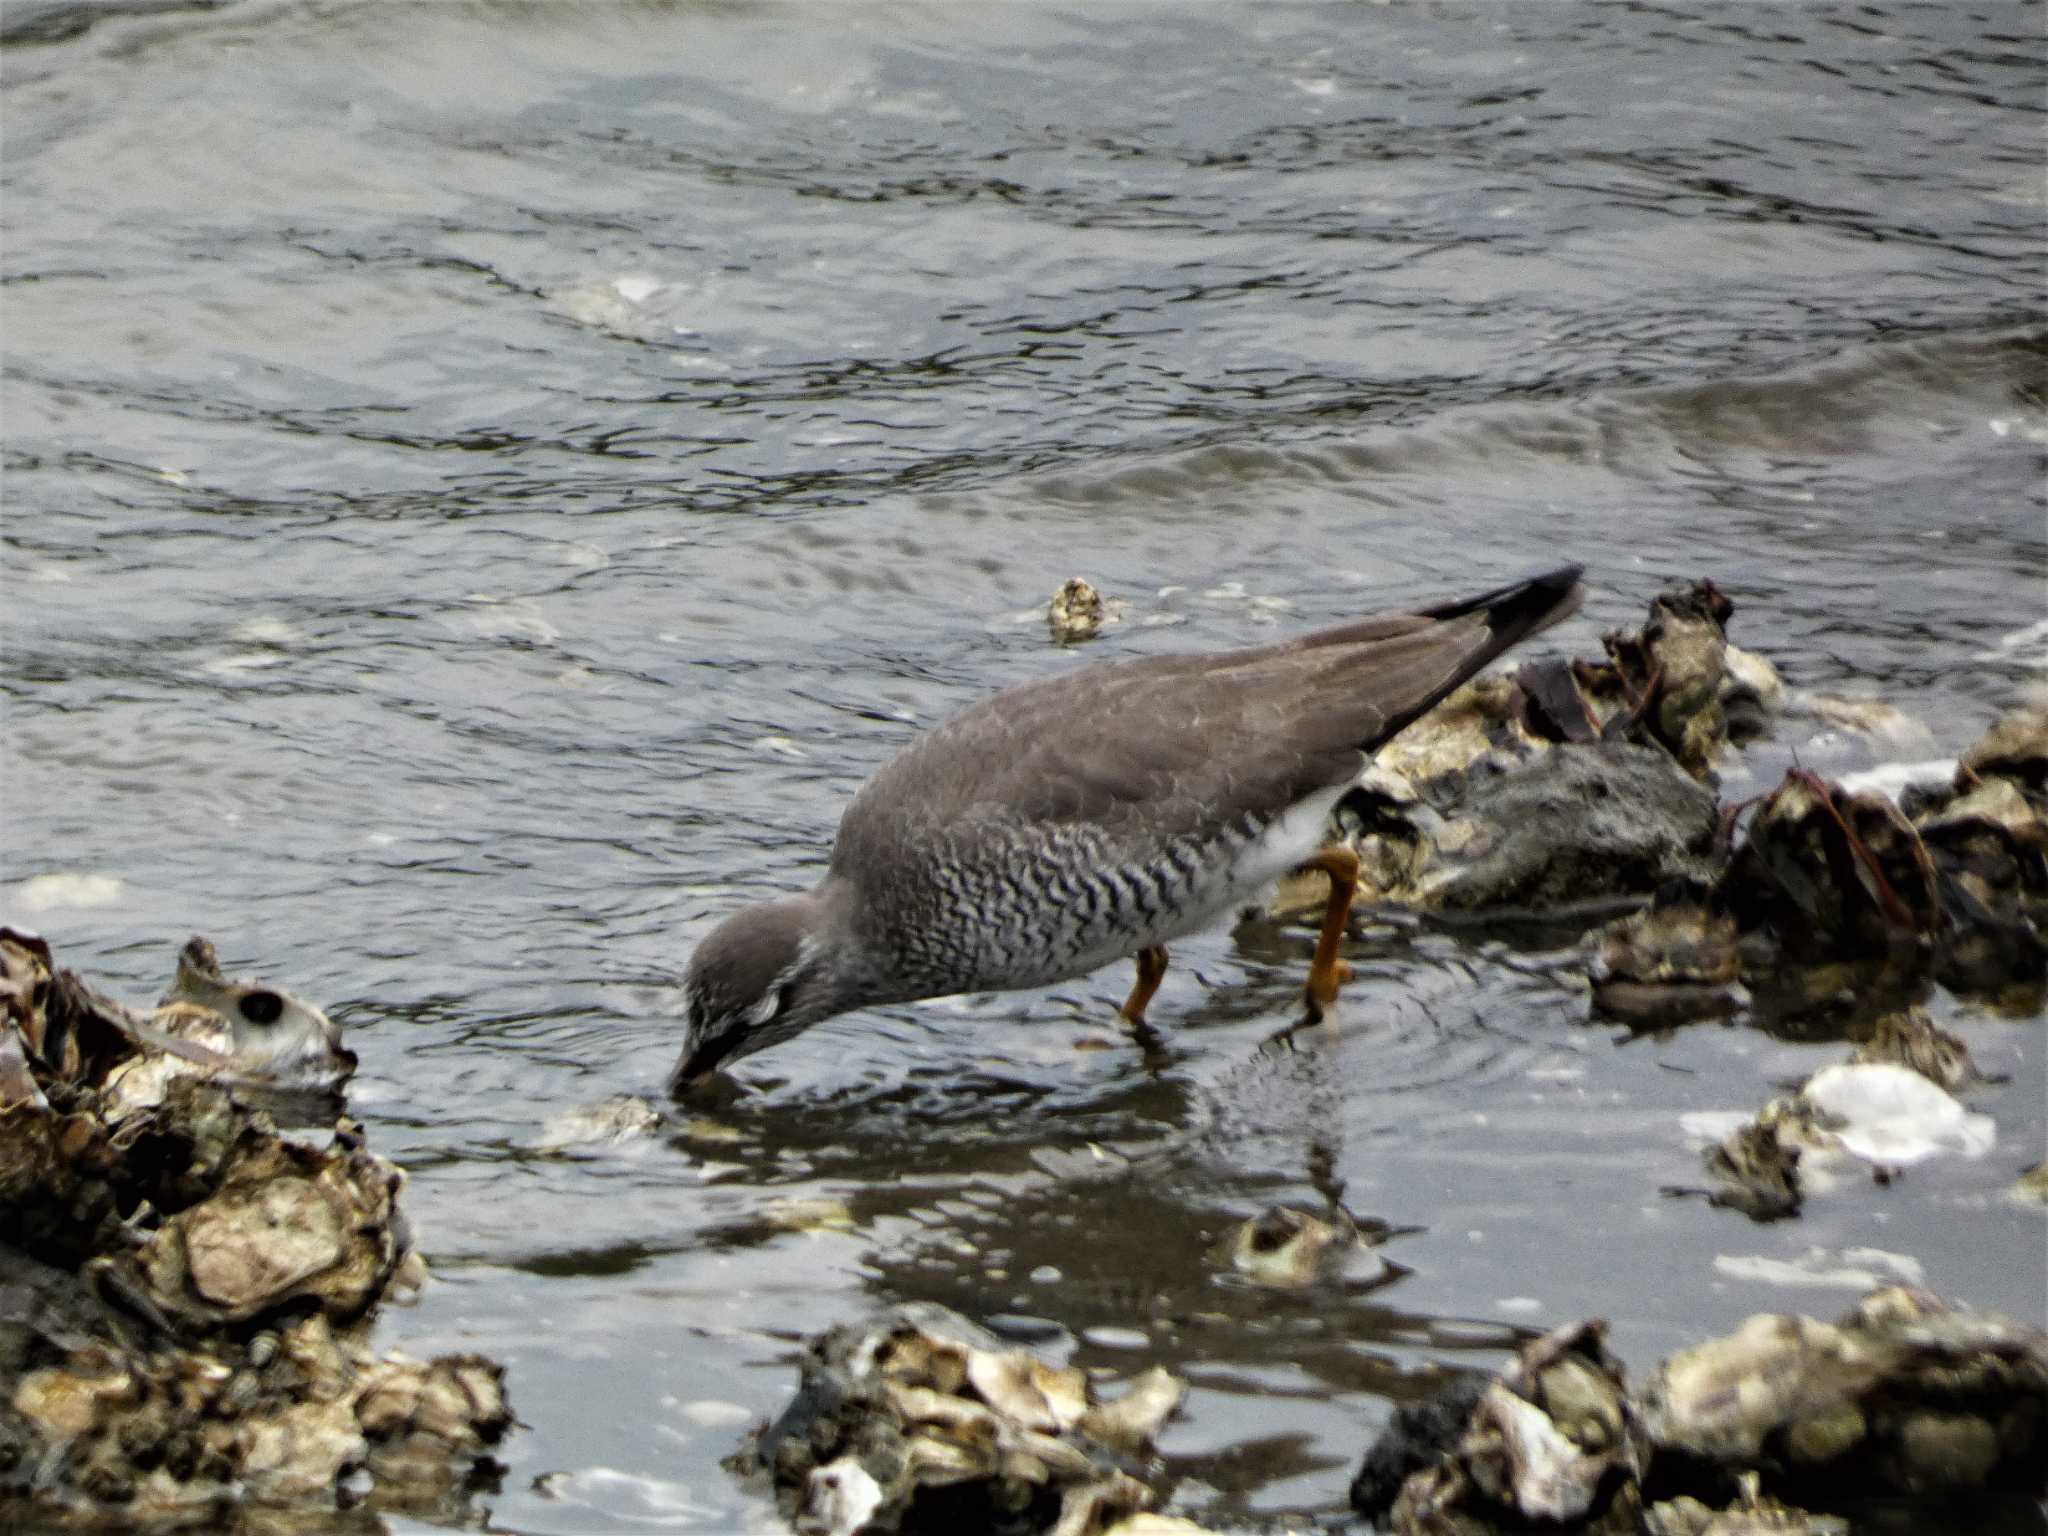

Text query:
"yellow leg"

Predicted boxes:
[[1298, 844, 1360, 1008], [1120, 946, 1169, 1023]]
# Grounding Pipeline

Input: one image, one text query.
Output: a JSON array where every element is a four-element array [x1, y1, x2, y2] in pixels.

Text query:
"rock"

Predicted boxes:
[[1265, 742, 1717, 921], [117, 1117, 411, 1329], [1572, 579, 1765, 776], [1719, 771, 1942, 967], [1956, 700, 2048, 791], [1406, 744, 1720, 910], [1698, 1107, 1808, 1222], [1362, 1289, 2045, 1535], [1645, 1479, 1846, 1535], [1721, 647, 1787, 744], [1910, 735, 2048, 998], [1714, 704, 2048, 1006], [1805, 696, 1932, 749], [1371, 674, 1538, 788], [1350, 1373, 1492, 1524], [2011, 1161, 2048, 1207], [0, 932, 358, 1127], [1264, 578, 1786, 928]]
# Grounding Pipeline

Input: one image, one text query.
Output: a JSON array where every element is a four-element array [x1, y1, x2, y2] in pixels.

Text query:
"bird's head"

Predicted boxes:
[[670, 888, 861, 1090]]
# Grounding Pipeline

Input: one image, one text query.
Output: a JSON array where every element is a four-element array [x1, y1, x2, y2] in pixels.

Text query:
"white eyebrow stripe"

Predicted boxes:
[[747, 958, 809, 1027]]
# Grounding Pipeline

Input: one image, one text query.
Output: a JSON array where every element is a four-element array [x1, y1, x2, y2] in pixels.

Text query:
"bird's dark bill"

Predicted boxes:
[[671, 1034, 739, 1093]]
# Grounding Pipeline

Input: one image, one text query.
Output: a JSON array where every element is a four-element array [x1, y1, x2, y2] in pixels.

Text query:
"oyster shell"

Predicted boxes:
[[1049, 578, 1107, 644]]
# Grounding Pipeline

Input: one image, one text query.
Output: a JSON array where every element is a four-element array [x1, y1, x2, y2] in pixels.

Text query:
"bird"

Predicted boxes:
[[671, 565, 1584, 1088]]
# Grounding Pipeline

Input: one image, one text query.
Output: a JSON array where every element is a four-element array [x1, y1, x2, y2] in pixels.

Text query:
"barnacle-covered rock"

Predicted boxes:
[[1, 929, 137, 1094], [740, 1303, 1185, 1536], [1382, 1321, 1647, 1534], [1372, 674, 1538, 787], [1, 1303, 509, 1522], [1714, 703, 2048, 1005], [1697, 1105, 1810, 1222], [1406, 744, 1720, 911], [2011, 1161, 2048, 1207], [1569, 580, 1769, 775], [1637, 1287, 2047, 1499], [1273, 742, 1719, 919], [1908, 709, 2048, 997], [1265, 578, 1770, 927], [1358, 1290, 2042, 1535]]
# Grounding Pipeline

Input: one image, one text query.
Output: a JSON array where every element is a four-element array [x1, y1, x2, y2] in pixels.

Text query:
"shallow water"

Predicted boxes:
[[3, 2, 2045, 1531]]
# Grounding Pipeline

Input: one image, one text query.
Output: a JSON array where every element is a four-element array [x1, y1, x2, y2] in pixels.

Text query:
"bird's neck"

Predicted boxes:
[[799, 875, 889, 1012]]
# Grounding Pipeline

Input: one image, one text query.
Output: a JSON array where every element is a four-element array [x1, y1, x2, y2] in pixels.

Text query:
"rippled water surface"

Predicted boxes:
[[4, 3, 2045, 1532]]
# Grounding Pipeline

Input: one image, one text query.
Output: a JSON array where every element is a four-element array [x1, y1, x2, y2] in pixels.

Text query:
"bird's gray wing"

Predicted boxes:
[[833, 611, 1498, 867]]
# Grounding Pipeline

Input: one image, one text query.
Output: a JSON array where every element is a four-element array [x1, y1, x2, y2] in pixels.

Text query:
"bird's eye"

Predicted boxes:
[[774, 980, 799, 1016]]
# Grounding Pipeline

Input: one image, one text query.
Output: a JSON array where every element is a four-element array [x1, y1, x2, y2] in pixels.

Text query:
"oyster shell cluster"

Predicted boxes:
[[1252, 577, 2045, 1017], [739, 1303, 1186, 1536], [1378, 1320, 1647, 1533], [1600, 700, 2048, 1020], [1, 932, 509, 1524], [1638, 1286, 2047, 1499], [1352, 1286, 2045, 1535]]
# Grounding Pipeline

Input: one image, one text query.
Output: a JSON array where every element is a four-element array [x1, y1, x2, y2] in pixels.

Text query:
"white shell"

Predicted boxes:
[[1800, 1063, 1995, 1167]]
